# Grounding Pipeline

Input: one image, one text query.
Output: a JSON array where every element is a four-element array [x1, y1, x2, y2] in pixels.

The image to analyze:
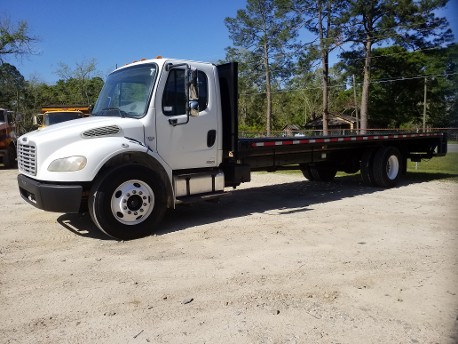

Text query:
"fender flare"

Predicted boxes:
[[94, 149, 174, 209]]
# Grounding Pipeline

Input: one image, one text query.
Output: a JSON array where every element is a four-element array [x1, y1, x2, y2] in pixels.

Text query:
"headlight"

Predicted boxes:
[[48, 156, 87, 172]]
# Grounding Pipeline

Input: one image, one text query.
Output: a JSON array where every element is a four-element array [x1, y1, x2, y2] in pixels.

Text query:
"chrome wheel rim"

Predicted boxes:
[[111, 179, 155, 225], [386, 155, 400, 180]]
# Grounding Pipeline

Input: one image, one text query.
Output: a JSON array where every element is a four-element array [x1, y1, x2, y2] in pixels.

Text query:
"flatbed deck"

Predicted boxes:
[[237, 131, 447, 171]]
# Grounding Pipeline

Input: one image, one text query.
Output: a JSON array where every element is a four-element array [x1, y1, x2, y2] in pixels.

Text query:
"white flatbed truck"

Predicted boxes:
[[16, 58, 448, 240]]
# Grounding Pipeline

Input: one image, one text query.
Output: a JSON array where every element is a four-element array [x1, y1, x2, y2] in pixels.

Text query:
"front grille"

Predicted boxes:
[[82, 125, 120, 138], [18, 143, 37, 175]]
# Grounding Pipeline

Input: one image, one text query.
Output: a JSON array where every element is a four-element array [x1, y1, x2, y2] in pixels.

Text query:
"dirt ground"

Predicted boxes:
[[1, 167, 457, 344]]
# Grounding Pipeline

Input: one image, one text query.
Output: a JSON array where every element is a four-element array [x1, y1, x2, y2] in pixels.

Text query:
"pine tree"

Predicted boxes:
[[288, 0, 348, 135], [225, 0, 296, 135], [344, 0, 452, 133]]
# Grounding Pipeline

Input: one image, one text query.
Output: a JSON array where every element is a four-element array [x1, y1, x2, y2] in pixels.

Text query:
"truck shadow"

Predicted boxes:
[[57, 212, 109, 240], [56, 172, 457, 240], [156, 172, 456, 236]]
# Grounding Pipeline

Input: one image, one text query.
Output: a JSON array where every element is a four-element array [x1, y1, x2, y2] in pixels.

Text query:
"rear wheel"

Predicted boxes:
[[300, 164, 315, 181], [372, 146, 402, 188], [360, 149, 376, 186], [309, 164, 337, 182], [89, 165, 167, 240]]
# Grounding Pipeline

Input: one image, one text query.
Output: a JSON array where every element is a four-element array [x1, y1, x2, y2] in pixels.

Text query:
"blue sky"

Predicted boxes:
[[1, 0, 457, 85], [1, 0, 246, 83]]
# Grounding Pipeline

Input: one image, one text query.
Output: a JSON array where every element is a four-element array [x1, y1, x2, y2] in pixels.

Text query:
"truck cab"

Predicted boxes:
[[17, 58, 241, 239]]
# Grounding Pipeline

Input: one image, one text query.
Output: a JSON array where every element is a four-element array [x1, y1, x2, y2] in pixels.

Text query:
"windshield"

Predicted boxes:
[[92, 64, 157, 118]]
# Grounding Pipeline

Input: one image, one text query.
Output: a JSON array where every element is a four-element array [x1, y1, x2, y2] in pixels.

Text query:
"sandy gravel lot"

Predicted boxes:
[[1, 167, 457, 344]]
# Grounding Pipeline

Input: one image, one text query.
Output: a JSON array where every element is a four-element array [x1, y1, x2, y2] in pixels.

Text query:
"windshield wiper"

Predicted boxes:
[[94, 107, 129, 118]]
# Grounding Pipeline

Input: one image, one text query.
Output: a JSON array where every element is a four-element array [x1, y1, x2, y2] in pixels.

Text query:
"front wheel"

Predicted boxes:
[[89, 165, 167, 240]]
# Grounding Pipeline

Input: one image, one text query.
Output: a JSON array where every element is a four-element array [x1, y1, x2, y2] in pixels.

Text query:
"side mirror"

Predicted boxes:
[[33, 114, 43, 127], [188, 100, 199, 116], [6, 111, 15, 125], [164, 63, 200, 124], [188, 69, 199, 117]]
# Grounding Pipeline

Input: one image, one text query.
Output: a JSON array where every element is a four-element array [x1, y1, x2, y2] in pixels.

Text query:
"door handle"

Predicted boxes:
[[168, 115, 189, 126], [207, 130, 216, 147]]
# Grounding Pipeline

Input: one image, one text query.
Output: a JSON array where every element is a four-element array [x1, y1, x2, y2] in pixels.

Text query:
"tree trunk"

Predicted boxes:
[[359, 1, 375, 135], [360, 39, 372, 134], [264, 39, 272, 136], [321, 52, 329, 136], [318, 0, 330, 136]]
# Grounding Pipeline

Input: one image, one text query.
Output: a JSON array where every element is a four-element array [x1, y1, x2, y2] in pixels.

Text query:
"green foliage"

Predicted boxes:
[[224, 0, 454, 133], [425, 44, 458, 127], [338, 0, 452, 130], [339, 44, 458, 129], [0, 62, 104, 133], [344, 0, 452, 49], [370, 46, 427, 127], [0, 63, 26, 109], [0, 16, 37, 61], [290, 0, 350, 134], [283, 70, 323, 125], [225, 0, 297, 134], [1, 3, 456, 136], [0, 17, 106, 132], [54, 59, 102, 105]]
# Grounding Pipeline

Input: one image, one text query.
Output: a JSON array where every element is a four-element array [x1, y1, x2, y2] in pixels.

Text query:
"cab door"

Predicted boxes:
[[155, 63, 218, 170]]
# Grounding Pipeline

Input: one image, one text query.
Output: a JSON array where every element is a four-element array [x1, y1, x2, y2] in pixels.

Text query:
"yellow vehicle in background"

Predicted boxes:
[[34, 105, 91, 129]]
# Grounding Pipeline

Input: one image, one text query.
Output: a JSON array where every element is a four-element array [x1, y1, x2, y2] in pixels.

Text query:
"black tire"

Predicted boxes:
[[372, 146, 402, 188], [309, 164, 337, 182], [343, 165, 360, 174], [360, 149, 376, 186], [300, 164, 315, 181], [343, 157, 360, 174], [3, 144, 17, 169], [89, 165, 167, 240]]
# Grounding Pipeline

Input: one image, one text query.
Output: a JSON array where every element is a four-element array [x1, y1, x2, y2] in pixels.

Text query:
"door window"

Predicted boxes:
[[162, 70, 208, 116]]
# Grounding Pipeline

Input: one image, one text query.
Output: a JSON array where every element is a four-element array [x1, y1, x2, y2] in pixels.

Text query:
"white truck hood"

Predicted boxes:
[[21, 116, 144, 144], [18, 116, 146, 181]]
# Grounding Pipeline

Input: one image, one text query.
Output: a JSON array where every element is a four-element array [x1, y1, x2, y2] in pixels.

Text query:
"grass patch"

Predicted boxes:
[[406, 152, 458, 183], [407, 152, 458, 175]]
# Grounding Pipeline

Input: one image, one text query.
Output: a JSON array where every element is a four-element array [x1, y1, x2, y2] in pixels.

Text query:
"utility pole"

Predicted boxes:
[[353, 74, 359, 132], [423, 77, 427, 132]]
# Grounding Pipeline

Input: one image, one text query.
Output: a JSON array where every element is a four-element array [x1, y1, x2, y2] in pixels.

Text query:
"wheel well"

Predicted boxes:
[[95, 152, 174, 208]]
